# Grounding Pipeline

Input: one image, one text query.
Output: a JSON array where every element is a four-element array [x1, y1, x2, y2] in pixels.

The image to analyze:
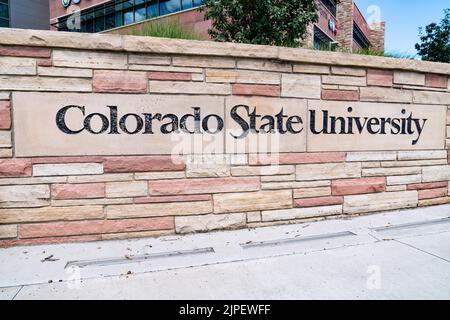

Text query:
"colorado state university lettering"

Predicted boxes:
[[56, 104, 428, 145]]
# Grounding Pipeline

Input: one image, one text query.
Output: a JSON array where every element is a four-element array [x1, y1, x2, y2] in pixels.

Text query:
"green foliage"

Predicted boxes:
[[355, 48, 416, 60], [415, 9, 450, 63], [128, 19, 204, 40], [202, 0, 318, 47]]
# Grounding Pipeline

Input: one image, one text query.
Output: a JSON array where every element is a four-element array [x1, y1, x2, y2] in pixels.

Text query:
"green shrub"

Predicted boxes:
[[128, 19, 204, 40]]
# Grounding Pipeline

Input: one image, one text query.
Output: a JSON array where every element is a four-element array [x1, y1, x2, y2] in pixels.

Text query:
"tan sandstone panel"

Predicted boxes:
[[225, 96, 307, 153], [307, 101, 446, 151], [13, 93, 225, 157]]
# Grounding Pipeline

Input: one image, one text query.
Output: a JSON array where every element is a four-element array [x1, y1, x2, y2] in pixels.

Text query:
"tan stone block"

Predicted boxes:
[[293, 180, 331, 187], [128, 54, 171, 65], [362, 162, 381, 168], [37, 67, 93, 78], [134, 171, 185, 180], [0, 148, 12, 158], [0, 76, 91, 92], [293, 187, 331, 199], [33, 163, 103, 176], [413, 91, 450, 105], [292, 64, 330, 74], [0, 224, 17, 239], [418, 197, 450, 207], [246, 211, 261, 223], [0, 185, 49, 208], [0, 57, 36, 75], [231, 165, 295, 176], [422, 165, 450, 182], [397, 150, 447, 160], [0, 92, 10, 100], [343, 191, 418, 214], [0, 176, 67, 185], [261, 181, 295, 190], [261, 174, 295, 182], [53, 49, 128, 69], [175, 213, 246, 233], [237, 59, 291, 72], [129, 65, 203, 73], [0, 205, 104, 223], [394, 71, 425, 86], [173, 56, 235, 68], [186, 155, 230, 178], [386, 185, 407, 192], [331, 67, 366, 77], [107, 201, 213, 219], [206, 69, 280, 85], [307, 101, 446, 151], [387, 175, 421, 186], [262, 205, 342, 222], [0, 131, 11, 147], [67, 173, 133, 184], [225, 97, 307, 153], [230, 154, 248, 166], [214, 190, 292, 214], [13, 93, 224, 157], [346, 152, 397, 162], [296, 162, 361, 181], [281, 73, 321, 99], [191, 73, 205, 82], [360, 87, 413, 103], [52, 198, 133, 207], [322, 75, 366, 86], [106, 181, 148, 198], [363, 167, 421, 177], [149, 81, 231, 95], [381, 159, 447, 167]]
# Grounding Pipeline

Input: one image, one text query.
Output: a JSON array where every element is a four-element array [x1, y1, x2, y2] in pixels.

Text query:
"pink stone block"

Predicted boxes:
[[103, 156, 185, 173], [19, 217, 174, 238], [0, 159, 32, 177], [149, 177, 260, 196], [134, 194, 211, 204], [0, 101, 11, 130], [37, 59, 53, 67], [0, 235, 102, 248], [367, 69, 393, 87], [232, 84, 280, 97], [93, 70, 148, 93], [31, 156, 104, 164], [418, 187, 448, 200], [321, 89, 359, 101], [407, 182, 448, 190], [294, 196, 343, 208], [52, 183, 105, 200], [0, 45, 51, 58], [148, 72, 192, 81], [425, 74, 448, 89], [332, 177, 386, 196]]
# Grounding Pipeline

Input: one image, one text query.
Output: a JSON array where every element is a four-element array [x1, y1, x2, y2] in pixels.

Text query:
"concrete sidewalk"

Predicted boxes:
[[1, 205, 450, 300]]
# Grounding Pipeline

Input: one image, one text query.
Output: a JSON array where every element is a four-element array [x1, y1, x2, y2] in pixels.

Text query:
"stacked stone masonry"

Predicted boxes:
[[0, 29, 449, 247]]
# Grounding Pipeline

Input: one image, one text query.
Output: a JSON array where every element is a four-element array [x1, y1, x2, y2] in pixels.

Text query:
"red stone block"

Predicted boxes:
[[418, 187, 448, 200], [249, 152, 345, 165], [148, 72, 192, 81], [103, 156, 185, 173], [367, 69, 393, 87], [407, 182, 448, 190], [0, 101, 11, 130], [0, 159, 32, 177], [0, 235, 102, 248], [447, 110, 450, 125], [321, 89, 359, 101], [332, 177, 386, 196], [37, 59, 53, 67], [31, 156, 104, 164], [295, 196, 343, 208], [232, 84, 280, 97], [425, 74, 448, 89], [0, 45, 51, 58], [134, 194, 211, 204], [52, 183, 105, 200], [93, 70, 147, 93], [149, 177, 260, 196], [19, 217, 174, 238]]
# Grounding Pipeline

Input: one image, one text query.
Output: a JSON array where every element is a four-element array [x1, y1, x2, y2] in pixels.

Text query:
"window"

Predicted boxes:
[[313, 26, 335, 51], [320, 0, 337, 17], [54, 0, 207, 33], [0, 0, 9, 28], [353, 23, 370, 49]]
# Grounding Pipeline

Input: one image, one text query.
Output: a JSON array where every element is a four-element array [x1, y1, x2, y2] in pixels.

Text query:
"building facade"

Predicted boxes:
[[49, 0, 384, 52], [1, 0, 49, 30]]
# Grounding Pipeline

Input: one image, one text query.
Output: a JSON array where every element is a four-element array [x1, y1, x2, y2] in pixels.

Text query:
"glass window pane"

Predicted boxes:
[[193, 0, 204, 6], [123, 0, 134, 25], [0, 3, 8, 19], [135, 0, 146, 22], [160, 0, 181, 16], [146, 0, 158, 18], [181, 0, 193, 10]]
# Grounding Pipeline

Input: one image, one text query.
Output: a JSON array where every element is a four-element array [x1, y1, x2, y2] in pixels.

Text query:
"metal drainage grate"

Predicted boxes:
[[65, 247, 215, 269], [372, 218, 450, 233], [240, 231, 357, 249]]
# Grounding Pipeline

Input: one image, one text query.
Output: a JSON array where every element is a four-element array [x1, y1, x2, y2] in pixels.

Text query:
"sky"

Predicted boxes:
[[354, 0, 449, 56]]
